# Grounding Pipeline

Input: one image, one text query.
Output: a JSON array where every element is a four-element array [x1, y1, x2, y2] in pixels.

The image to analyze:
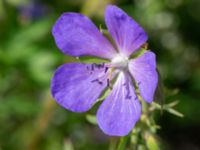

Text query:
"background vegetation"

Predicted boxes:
[[0, 0, 200, 149]]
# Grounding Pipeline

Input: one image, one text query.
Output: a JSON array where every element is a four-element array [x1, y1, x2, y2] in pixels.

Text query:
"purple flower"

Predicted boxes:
[[51, 5, 158, 136]]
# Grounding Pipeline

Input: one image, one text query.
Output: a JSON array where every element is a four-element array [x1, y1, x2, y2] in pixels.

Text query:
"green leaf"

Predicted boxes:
[[86, 114, 97, 125], [129, 48, 147, 59], [100, 28, 118, 50], [166, 100, 180, 107], [151, 101, 184, 118], [96, 88, 111, 102], [166, 108, 184, 118], [78, 56, 109, 64]]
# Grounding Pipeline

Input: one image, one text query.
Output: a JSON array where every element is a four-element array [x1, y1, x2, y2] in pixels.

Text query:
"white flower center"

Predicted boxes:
[[111, 54, 129, 69]]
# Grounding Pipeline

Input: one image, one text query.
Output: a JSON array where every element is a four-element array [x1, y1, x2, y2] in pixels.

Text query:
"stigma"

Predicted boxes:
[[111, 53, 129, 69]]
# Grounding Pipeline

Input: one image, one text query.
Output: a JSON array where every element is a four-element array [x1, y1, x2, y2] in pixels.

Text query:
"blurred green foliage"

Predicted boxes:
[[0, 0, 200, 150]]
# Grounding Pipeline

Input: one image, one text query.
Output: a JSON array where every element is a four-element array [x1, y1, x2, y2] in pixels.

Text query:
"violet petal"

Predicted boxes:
[[105, 5, 148, 56], [52, 13, 117, 59], [51, 63, 110, 112], [128, 51, 158, 103], [97, 72, 141, 136]]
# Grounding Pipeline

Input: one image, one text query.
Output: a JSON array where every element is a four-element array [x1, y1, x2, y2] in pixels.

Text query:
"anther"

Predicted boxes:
[[126, 95, 132, 99], [95, 63, 104, 69], [91, 64, 94, 71], [91, 79, 103, 85], [86, 66, 90, 70], [91, 79, 98, 83], [105, 67, 108, 73], [96, 64, 101, 68], [102, 63, 105, 68], [98, 81, 103, 85], [107, 79, 110, 87]]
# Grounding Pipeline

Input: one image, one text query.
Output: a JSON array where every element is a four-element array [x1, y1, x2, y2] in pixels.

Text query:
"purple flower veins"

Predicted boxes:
[[51, 5, 158, 136]]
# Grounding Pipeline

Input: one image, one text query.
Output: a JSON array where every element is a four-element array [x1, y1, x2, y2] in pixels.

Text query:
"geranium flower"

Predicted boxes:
[[51, 5, 158, 136]]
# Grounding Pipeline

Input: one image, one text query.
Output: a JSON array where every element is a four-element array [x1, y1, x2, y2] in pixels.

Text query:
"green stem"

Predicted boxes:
[[117, 134, 130, 150]]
